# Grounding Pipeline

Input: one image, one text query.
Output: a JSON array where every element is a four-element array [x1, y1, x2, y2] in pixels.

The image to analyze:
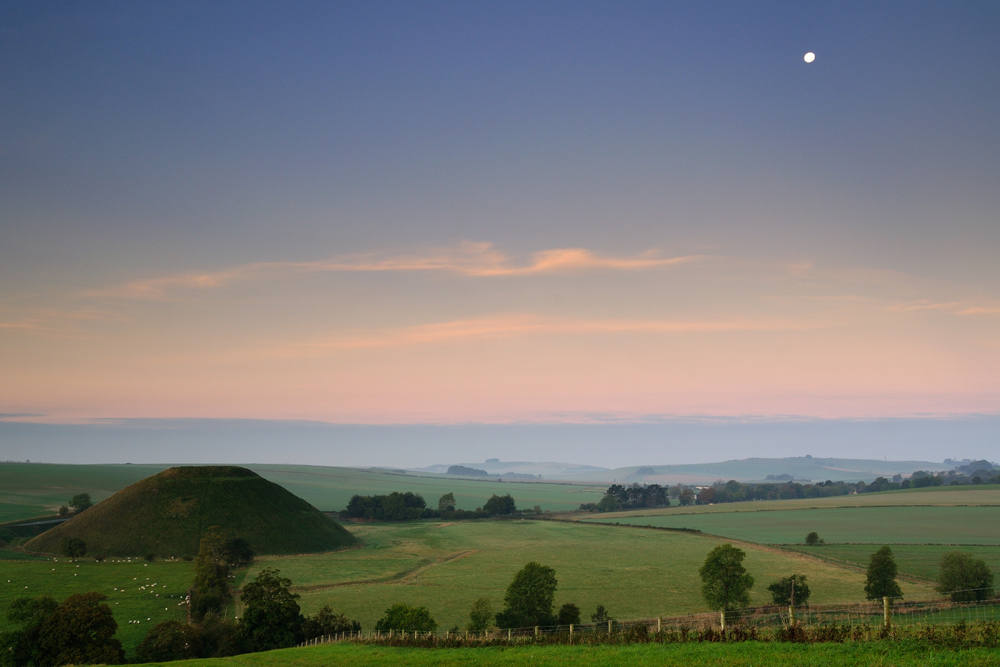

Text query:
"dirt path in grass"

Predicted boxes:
[[292, 550, 480, 592]]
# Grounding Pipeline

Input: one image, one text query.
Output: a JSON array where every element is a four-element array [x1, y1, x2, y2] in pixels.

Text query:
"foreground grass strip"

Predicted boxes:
[[139, 641, 1000, 667]]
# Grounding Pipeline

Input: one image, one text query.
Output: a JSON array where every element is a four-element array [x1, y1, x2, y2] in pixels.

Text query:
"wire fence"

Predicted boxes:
[[298, 590, 1000, 648]]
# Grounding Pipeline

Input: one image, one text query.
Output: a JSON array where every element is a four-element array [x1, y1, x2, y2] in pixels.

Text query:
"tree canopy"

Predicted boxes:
[[699, 544, 754, 612], [495, 561, 557, 628], [767, 574, 811, 607], [238, 567, 304, 652], [483, 494, 517, 516], [937, 551, 995, 602], [864, 546, 903, 600], [466, 598, 494, 633], [1, 593, 125, 667], [374, 603, 438, 633]]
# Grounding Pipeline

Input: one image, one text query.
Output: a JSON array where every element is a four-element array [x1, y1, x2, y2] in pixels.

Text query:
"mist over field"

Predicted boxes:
[[2, 415, 996, 469]]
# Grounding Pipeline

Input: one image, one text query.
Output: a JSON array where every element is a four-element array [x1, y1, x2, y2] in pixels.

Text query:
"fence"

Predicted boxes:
[[298, 590, 1000, 648]]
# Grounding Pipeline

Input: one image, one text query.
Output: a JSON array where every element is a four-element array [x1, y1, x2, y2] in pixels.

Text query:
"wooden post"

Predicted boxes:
[[534, 626, 539, 637], [508, 628, 511, 641], [569, 624, 573, 636], [883, 596, 891, 628], [657, 617, 661, 632], [608, 619, 612, 633], [720, 610, 726, 631]]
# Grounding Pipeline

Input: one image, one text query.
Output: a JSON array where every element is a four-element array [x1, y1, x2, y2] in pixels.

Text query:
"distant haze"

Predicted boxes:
[[1, 415, 996, 469]]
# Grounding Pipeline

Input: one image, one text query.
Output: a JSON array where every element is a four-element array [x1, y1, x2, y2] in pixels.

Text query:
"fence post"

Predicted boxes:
[[720, 610, 726, 631], [608, 619, 612, 633], [534, 626, 539, 637], [657, 616, 661, 632], [508, 628, 511, 641], [569, 624, 573, 636], [883, 597, 891, 628], [789, 605, 796, 627]]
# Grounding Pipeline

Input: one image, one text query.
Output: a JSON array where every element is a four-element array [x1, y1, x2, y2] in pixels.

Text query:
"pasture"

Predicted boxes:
[[786, 544, 1000, 583], [0, 558, 199, 654], [583, 506, 1000, 546], [133, 640, 1000, 667], [240, 519, 933, 633]]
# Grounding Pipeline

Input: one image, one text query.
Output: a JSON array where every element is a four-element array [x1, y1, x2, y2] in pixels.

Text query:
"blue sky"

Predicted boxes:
[[1, 2, 998, 464]]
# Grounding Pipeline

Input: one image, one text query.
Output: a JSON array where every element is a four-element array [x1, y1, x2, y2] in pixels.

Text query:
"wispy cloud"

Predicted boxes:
[[87, 242, 705, 300], [0, 308, 124, 337], [290, 314, 822, 352], [889, 301, 1000, 316]]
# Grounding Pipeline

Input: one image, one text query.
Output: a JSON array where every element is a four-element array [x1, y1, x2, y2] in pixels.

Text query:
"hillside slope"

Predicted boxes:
[[25, 466, 357, 557]]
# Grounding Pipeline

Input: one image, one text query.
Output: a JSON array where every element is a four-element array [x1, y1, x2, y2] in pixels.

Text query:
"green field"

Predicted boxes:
[[0, 558, 202, 654], [136, 640, 1000, 667], [239, 519, 933, 633], [786, 544, 1000, 583], [0, 463, 605, 524], [584, 506, 1000, 546]]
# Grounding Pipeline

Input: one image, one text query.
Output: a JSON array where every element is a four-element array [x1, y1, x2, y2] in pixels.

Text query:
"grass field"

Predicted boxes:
[[0, 558, 199, 654], [0, 463, 606, 524], [584, 506, 1000, 546], [785, 544, 1000, 583], [239, 519, 934, 633], [136, 640, 1000, 667]]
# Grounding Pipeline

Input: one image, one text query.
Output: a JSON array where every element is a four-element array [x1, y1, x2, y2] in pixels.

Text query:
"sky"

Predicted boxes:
[[1, 2, 999, 465]]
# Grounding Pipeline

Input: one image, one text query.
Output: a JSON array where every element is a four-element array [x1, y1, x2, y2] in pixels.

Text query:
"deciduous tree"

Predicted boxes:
[[937, 551, 995, 602], [495, 562, 557, 628], [767, 574, 811, 606], [466, 598, 494, 633], [699, 544, 754, 629], [374, 603, 437, 633], [865, 546, 903, 600], [238, 567, 304, 652]]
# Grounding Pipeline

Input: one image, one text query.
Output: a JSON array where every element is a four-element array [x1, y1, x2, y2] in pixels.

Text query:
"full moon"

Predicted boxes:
[[804, 52, 816, 63]]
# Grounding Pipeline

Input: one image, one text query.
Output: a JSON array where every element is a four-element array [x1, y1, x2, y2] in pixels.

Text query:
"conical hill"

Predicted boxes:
[[26, 466, 358, 557]]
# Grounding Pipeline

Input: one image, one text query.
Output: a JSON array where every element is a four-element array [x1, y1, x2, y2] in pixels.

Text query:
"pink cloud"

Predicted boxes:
[[86, 242, 704, 300]]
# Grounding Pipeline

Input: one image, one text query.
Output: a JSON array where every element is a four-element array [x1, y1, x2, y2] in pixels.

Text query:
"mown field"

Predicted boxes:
[[136, 640, 1000, 667], [240, 519, 933, 633], [0, 463, 605, 523]]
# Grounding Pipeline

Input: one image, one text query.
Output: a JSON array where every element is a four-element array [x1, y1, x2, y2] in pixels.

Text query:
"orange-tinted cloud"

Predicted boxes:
[[87, 242, 704, 299]]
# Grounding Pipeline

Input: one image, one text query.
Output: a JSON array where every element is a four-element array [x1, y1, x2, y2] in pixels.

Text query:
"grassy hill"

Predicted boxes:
[[24, 466, 358, 558]]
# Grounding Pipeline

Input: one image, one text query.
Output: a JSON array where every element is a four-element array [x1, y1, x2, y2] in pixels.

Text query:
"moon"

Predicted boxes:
[[804, 52, 816, 63]]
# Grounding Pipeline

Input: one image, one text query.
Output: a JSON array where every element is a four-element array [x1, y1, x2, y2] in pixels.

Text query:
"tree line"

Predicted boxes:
[[342, 492, 523, 521]]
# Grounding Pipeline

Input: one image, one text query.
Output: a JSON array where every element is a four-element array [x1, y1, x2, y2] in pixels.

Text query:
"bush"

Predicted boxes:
[[805, 532, 820, 546], [558, 602, 581, 626], [136, 620, 198, 663], [374, 603, 437, 633], [301, 605, 361, 640]]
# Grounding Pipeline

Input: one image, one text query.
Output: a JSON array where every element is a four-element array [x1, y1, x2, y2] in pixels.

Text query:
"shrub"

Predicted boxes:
[[374, 603, 437, 633]]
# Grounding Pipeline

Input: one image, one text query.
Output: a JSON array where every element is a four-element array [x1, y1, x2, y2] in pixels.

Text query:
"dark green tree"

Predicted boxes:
[[937, 551, 995, 602], [301, 605, 361, 640], [38, 593, 124, 666], [221, 538, 254, 569], [69, 493, 92, 513], [438, 492, 456, 512], [60, 537, 86, 562], [191, 527, 231, 621], [557, 602, 581, 626], [865, 546, 903, 600], [483, 494, 516, 516], [699, 544, 754, 629], [1, 595, 59, 667], [767, 574, 811, 606], [466, 598, 494, 633], [374, 603, 438, 633], [805, 532, 820, 546], [238, 567, 304, 652], [495, 562, 557, 628], [590, 604, 611, 624], [135, 620, 198, 663]]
